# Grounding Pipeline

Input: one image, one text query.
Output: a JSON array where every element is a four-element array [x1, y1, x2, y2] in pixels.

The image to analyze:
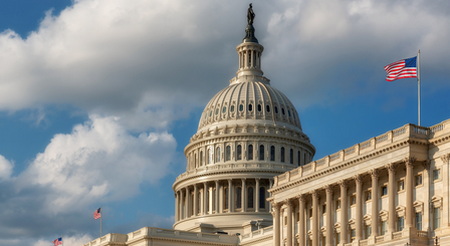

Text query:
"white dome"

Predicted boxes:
[[198, 80, 302, 131]]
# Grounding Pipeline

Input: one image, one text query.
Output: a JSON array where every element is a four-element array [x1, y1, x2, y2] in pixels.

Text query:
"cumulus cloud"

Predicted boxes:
[[0, 115, 176, 242]]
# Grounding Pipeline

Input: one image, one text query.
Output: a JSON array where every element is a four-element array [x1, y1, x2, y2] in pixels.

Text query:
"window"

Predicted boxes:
[[248, 104, 253, 112], [222, 106, 226, 113], [266, 105, 270, 112], [433, 207, 441, 229], [259, 187, 266, 209], [364, 225, 371, 239], [350, 195, 356, 205], [248, 144, 253, 160], [397, 216, 404, 231], [415, 174, 423, 186], [248, 187, 254, 209], [274, 106, 278, 114], [381, 186, 388, 196], [206, 149, 210, 164], [322, 204, 326, 214], [259, 145, 264, 160], [433, 169, 441, 181], [215, 147, 220, 162], [236, 187, 242, 209], [239, 104, 244, 112], [365, 191, 372, 201], [236, 145, 242, 160], [380, 221, 387, 235], [230, 105, 235, 112], [289, 149, 293, 164], [270, 146, 275, 161], [336, 199, 341, 209], [297, 151, 301, 166], [350, 229, 356, 242], [397, 180, 405, 191], [280, 147, 285, 163], [257, 104, 262, 112], [415, 212, 422, 231], [225, 146, 231, 161], [200, 151, 203, 166]]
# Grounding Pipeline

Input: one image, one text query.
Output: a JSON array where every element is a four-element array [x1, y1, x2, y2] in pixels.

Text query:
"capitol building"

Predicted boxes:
[[84, 6, 450, 246]]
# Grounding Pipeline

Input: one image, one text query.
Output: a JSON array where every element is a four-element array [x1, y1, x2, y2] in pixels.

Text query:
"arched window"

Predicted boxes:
[[195, 153, 197, 167], [259, 145, 265, 160], [257, 104, 262, 112], [215, 147, 220, 163], [280, 147, 285, 163], [259, 187, 266, 209], [206, 149, 210, 164], [200, 151, 203, 166], [236, 187, 242, 209], [225, 145, 231, 161], [237, 145, 242, 160], [248, 187, 254, 209], [297, 151, 301, 166], [248, 104, 253, 112], [248, 144, 253, 160], [270, 146, 275, 161], [290, 148, 293, 164]]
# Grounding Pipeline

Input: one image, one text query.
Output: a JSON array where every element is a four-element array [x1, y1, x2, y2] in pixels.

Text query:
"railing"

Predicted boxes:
[[240, 226, 273, 241], [273, 120, 450, 187]]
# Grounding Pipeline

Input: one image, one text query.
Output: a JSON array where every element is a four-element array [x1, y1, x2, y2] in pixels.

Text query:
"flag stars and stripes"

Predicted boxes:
[[384, 56, 418, 81], [93, 208, 102, 220]]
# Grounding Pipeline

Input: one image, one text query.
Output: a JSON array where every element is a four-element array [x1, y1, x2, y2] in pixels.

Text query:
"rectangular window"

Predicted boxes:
[[350, 195, 356, 205], [433, 169, 441, 181], [336, 199, 341, 209], [350, 229, 356, 242], [415, 212, 422, 231], [397, 216, 404, 231], [364, 225, 371, 239], [415, 174, 423, 186], [381, 186, 388, 196], [365, 190, 372, 201], [433, 207, 441, 229], [397, 180, 405, 191], [380, 221, 387, 235]]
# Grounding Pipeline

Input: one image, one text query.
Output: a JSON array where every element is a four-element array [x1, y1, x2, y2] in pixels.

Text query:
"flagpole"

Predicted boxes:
[[417, 49, 421, 126], [100, 215, 103, 238]]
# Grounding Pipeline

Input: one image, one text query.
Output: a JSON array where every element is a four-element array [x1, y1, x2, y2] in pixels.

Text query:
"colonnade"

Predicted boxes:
[[175, 178, 272, 222], [272, 159, 422, 246]]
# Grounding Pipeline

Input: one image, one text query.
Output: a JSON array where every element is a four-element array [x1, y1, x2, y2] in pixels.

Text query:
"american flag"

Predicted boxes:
[[53, 237, 63, 246], [384, 56, 417, 81], [93, 208, 102, 220]]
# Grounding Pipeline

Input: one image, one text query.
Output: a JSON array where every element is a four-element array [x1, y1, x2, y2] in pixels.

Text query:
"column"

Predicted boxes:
[[175, 192, 179, 221], [228, 179, 232, 212], [203, 183, 208, 215], [355, 175, 363, 241], [371, 169, 379, 239], [298, 195, 305, 246], [273, 203, 281, 246], [185, 187, 189, 218], [387, 164, 396, 234], [193, 185, 198, 216], [405, 158, 415, 228], [215, 181, 220, 214], [242, 179, 246, 212], [339, 181, 348, 244], [312, 191, 319, 246], [325, 186, 333, 246], [255, 178, 260, 212], [186, 186, 192, 218], [286, 200, 293, 246]]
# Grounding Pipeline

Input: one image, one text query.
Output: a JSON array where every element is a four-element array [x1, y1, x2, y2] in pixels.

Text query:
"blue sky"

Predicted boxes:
[[0, 0, 450, 245]]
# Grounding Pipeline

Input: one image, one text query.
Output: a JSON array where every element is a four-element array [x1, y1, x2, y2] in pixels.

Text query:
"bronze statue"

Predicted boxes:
[[247, 3, 255, 25]]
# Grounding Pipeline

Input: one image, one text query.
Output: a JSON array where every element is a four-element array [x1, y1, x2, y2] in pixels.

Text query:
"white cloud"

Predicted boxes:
[[0, 155, 13, 180], [18, 115, 176, 214], [34, 234, 93, 246]]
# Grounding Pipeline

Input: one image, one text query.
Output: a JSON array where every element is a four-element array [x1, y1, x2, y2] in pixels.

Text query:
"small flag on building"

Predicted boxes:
[[384, 56, 418, 81], [93, 208, 102, 220], [53, 237, 63, 246]]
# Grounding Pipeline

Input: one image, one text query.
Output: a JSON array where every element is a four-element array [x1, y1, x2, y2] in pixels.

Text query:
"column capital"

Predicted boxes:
[[338, 179, 347, 188], [370, 169, 379, 178], [441, 153, 450, 164], [325, 185, 333, 194], [386, 163, 397, 173], [404, 156, 416, 166], [297, 194, 305, 203], [354, 174, 362, 184], [284, 199, 294, 207]]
